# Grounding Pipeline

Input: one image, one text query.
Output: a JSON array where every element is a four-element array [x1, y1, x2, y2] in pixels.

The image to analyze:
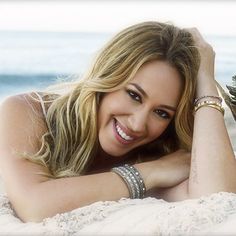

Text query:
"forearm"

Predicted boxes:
[[18, 150, 190, 222], [19, 161, 155, 222], [189, 79, 236, 197], [21, 172, 127, 222]]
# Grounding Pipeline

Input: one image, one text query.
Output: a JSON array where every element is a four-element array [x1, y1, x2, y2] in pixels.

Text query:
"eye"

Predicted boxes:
[[126, 89, 142, 103], [154, 109, 171, 119]]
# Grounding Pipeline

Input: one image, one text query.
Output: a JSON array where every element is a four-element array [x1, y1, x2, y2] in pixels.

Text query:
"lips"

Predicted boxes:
[[113, 118, 138, 145]]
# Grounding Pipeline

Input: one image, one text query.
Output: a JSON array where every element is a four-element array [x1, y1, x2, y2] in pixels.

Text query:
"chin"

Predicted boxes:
[[98, 133, 149, 158]]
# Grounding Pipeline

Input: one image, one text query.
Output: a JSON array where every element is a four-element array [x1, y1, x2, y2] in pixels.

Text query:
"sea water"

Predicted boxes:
[[0, 31, 111, 101], [0, 31, 235, 101]]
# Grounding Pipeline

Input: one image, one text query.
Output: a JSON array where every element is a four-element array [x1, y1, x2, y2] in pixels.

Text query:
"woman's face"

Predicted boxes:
[[97, 60, 183, 157]]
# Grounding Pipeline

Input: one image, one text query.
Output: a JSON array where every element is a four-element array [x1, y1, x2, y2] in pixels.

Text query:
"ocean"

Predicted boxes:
[[0, 31, 111, 101], [0, 31, 235, 101]]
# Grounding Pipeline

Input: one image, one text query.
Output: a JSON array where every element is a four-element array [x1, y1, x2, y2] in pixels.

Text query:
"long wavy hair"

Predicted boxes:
[[26, 21, 200, 178]]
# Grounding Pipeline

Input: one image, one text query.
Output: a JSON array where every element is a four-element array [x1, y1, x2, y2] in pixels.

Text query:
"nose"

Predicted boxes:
[[127, 109, 148, 134]]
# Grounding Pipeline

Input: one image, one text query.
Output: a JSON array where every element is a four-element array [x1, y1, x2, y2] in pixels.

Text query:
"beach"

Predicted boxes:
[[0, 31, 235, 194]]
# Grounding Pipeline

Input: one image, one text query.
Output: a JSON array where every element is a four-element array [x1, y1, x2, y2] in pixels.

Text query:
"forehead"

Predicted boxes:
[[129, 60, 183, 106]]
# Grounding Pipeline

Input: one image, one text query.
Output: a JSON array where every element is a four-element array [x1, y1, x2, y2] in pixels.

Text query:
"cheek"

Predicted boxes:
[[98, 92, 127, 127], [100, 92, 130, 114]]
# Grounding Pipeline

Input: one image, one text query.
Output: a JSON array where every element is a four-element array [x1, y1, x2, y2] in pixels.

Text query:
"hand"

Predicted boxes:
[[187, 28, 215, 79], [135, 149, 191, 190], [186, 27, 217, 96]]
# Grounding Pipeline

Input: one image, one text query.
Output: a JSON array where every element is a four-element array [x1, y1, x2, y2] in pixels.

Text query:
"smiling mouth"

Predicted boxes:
[[113, 119, 136, 144]]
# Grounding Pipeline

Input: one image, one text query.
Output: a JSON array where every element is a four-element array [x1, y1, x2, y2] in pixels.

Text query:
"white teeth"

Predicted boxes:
[[116, 124, 134, 141]]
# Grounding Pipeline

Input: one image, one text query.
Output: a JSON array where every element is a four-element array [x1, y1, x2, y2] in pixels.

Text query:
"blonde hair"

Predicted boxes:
[[27, 21, 200, 178]]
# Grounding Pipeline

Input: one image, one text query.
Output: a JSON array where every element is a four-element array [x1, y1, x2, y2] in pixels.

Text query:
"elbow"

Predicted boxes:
[[8, 188, 50, 223], [187, 182, 236, 200], [12, 198, 48, 223], [21, 203, 49, 223], [18, 211, 44, 223]]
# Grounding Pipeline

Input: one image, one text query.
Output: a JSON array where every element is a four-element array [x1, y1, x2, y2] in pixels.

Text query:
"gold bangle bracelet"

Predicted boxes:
[[194, 95, 222, 105], [195, 100, 222, 108], [194, 100, 222, 112], [194, 103, 225, 116]]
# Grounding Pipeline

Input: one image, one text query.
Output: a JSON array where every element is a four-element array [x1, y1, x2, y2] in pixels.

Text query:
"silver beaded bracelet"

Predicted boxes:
[[111, 166, 136, 198], [111, 164, 146, 199], [124, 164, 146, 198]]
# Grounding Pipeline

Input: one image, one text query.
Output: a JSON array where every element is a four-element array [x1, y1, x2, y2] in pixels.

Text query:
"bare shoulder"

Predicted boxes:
[[0, 93, 47, 141], [0, 93, 50, 183], [0, 93, 52, 220]]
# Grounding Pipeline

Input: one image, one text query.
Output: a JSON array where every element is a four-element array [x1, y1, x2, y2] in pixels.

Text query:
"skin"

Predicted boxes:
[[0, 27, 235, 223], [97, 60, 183, 159], [0, 59, 190, 222], [186, 28, 236, 196]]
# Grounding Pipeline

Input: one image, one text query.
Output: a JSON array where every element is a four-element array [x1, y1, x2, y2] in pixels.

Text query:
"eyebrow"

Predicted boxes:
[[129, 82, 177, 112]]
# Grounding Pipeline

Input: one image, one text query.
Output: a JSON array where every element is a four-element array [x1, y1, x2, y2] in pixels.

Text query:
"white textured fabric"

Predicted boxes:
[[1, 192, 236, 235]]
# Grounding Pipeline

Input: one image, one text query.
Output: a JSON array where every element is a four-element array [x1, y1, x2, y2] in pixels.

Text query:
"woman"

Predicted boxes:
[[0, 21, 235, 223]]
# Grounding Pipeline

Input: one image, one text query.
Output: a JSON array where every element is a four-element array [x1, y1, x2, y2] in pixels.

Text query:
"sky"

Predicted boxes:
[[0, 0, 235, 36]]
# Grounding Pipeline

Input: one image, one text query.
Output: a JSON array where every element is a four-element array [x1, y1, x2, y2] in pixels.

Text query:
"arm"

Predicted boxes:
[[0, 95, 136, 222], [0, 95, 190, 222], [153, 179, 189, 202], [187, 28, 236, 197]]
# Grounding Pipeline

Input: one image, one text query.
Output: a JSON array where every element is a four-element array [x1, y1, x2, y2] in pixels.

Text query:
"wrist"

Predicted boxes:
[[111, 164, 146, 199], [134, 159, 168, 191], [196, 79, 219, 98], [133, 161, 156, 191]]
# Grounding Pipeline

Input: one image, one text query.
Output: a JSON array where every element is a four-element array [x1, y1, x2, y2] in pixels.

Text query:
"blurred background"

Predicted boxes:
[[0, 0, 235, 149], [0, 0, 235, 101]]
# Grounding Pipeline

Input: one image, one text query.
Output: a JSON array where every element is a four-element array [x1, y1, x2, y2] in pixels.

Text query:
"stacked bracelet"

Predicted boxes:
[[194, 100, 225, 116], [111, 164, 146, 199], [194, 95, 222, 105], [124, 164, 146, 198]]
